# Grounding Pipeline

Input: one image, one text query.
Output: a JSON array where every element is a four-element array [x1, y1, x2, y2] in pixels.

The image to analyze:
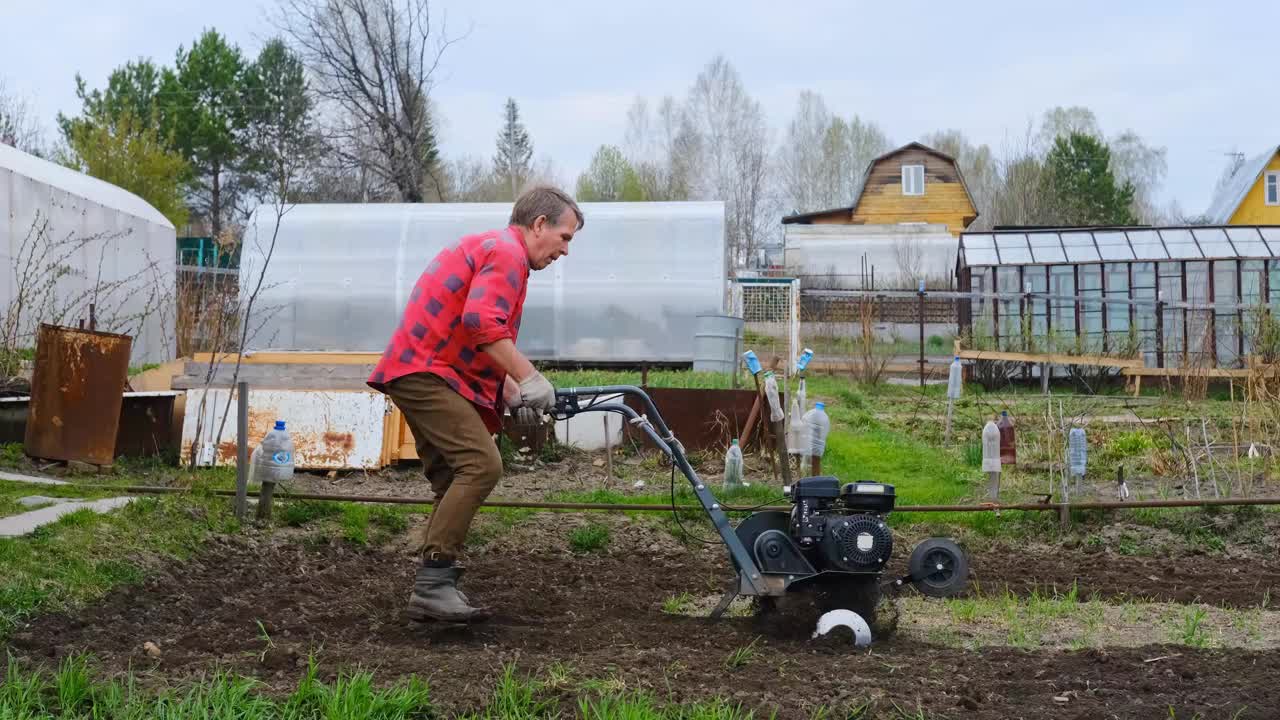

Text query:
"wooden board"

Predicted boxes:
[[1120, 367, 1259, 379], [957, 349, 1144, 369]]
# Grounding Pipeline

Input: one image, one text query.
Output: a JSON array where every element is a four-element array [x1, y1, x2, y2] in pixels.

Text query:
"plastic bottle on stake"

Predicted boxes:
[[723, 439, 744, 491], [803, 402, 831, 460], [982, 418, 1002, 501], [1068, 427, 1087, 484], [947, 356, 963, 400], [258, 421, 294, 482], [981, 420, 1002, 473], [763, 371, 784, 423], [795, 348, 814, 373]]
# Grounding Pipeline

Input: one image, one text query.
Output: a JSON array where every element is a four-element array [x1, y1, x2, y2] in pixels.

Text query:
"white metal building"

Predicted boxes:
[[0, 144, 177, 364], [782, 222, 959, 290]]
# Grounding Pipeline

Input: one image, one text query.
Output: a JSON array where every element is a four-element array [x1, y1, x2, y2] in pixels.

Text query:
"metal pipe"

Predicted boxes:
[[72, 484, 1280, 514]]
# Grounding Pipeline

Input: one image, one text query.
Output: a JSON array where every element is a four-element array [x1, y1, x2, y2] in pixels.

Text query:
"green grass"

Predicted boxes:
[[0, 493, 233, 639], [723, 636, 762, 670], [0, 443, 24, 467], [0, 655, 436, 720], [0, 656, 771, 720], [1175, 606, 1212, 648], [568, 522, 611, 553]]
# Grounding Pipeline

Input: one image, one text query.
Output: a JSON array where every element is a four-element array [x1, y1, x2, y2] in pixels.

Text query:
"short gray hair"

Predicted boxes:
[[510, 185, 584, 231]]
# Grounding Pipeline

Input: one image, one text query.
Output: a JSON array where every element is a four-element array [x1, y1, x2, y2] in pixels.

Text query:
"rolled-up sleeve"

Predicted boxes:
[[462, 243, 525, 346]]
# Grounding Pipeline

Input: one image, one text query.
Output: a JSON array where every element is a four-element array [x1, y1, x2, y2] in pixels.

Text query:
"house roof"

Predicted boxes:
[[958, 225, 1280, 268], [781, 141, 979, 225], [0, 143, 173, 229], [1204, 147, 1279, 224]]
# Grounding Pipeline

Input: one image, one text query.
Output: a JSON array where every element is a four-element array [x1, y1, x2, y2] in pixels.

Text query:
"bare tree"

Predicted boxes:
[[778, 92, 891, 214], [0, 78, 45, 155], [623, 96, 695, 201], [2, 214, 173, 377], [923, 129, 999, 230], [892, 235, 925, 288], [683, 55, 773, 271], [274, 0, 464, 202], [778, 90, 830, 214]]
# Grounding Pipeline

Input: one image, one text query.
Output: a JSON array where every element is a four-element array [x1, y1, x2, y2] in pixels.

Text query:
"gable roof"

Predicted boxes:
[[1204, 146, 1280, 224], [782, 141, 978, 225], [0, 143, 173, 229]]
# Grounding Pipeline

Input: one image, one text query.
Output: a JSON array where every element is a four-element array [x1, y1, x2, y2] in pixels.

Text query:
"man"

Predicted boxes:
[[368, 185, 583, 622]]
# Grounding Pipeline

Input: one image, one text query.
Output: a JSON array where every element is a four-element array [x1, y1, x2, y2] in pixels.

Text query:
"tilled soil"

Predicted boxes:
[[8, 531, 1280, 718]]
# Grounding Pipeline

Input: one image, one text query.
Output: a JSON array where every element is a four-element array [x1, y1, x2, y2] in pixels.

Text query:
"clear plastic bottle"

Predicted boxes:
[[981, 420, 1001, 473], [252, 420, 295, 484], [947, 356, 963, 400], [796, 377, 807, 420], [1067, 427, 1087, 477], [803, 402, 831, 460], [722, 439, 744, 491], [763, 371, 784, 423]]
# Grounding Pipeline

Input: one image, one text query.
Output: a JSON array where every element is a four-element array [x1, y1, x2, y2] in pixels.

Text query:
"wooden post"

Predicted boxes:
[[987, 471, 1000, 501], [944, 399, 955, 446], [740, 371, 763, 450], [1041, 362, 1050, 395], [603, 415, 613, 479], [918, 288, 926, 388], [773, 417, 790, 484], [1059, 472, 1070, 529], [256, 481, 276, 521], [235, 380, 249, 521]]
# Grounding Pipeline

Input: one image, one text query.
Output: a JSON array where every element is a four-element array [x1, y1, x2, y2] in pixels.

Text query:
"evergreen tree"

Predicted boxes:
[[492, 98, 533, 200]]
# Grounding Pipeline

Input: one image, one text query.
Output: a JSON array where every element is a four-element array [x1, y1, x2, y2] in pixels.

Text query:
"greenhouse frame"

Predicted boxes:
[[956, 226, 1280, 369]]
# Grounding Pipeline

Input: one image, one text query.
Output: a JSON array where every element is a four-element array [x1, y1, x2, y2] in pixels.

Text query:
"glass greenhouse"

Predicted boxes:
[[956, 226, 1280, 368]]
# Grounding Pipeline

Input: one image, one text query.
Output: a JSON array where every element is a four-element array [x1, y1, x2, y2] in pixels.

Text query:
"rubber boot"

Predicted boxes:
[[407, 564, 491, 623]]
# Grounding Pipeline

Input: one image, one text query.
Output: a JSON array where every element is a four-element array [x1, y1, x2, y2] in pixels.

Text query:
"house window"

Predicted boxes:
[[1267, 172, 1279, 206], [901, 164, 925, 196]]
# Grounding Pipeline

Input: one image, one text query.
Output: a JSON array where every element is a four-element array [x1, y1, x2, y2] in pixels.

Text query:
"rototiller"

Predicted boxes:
[[552, 386, 969, 638]]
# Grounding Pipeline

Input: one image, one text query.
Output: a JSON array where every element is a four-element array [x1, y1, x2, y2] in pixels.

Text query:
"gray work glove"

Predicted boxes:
[[518, 371, 556, 412]]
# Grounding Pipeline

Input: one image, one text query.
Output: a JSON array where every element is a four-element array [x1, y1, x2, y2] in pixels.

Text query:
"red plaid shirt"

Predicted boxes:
[[368, 226, 529, 433]]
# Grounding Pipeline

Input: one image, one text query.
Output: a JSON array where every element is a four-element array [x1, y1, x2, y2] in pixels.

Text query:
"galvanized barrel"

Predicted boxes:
[[692, 314, 743, 374]]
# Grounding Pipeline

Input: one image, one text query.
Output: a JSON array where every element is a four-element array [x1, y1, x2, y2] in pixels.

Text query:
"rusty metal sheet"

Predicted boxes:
[[181, 388, 387, 470], [24, 324, 132, 465], [623, 387, 763, 452], [115, 392, 180, 458]]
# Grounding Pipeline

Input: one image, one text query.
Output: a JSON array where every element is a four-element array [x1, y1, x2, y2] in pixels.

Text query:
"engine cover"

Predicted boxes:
[[823, 513, 894, 572]]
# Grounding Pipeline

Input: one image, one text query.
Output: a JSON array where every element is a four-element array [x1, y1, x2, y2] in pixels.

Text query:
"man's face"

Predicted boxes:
[[528, 208, 578, 270]]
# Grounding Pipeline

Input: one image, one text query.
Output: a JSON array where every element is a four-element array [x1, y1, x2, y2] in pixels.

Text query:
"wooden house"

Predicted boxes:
[[1205, 146, 1280, 224], [782, 142, 979, 236]]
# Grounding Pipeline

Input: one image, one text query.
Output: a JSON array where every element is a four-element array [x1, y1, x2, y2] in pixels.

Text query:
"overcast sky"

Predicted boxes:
[[2, 0, 1276, 217]]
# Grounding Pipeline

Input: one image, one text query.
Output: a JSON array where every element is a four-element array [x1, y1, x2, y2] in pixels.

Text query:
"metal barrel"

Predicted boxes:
[[692, 314, 743, 374], [24, 324, 132, 465]]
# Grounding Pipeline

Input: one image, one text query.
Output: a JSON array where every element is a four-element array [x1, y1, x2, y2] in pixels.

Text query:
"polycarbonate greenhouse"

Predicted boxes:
[[240, 201, 728, 364], [956, 226, 1280, 368]]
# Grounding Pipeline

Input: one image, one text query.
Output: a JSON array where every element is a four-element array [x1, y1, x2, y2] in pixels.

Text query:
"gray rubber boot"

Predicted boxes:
[[407, 565, 491, 623]]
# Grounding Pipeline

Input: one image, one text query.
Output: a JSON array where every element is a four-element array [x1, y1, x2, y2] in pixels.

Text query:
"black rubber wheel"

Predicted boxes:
[[908, 538, 970, 598]]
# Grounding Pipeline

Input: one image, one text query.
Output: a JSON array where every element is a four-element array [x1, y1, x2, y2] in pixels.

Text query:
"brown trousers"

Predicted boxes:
[[384, 372, 503, 561]]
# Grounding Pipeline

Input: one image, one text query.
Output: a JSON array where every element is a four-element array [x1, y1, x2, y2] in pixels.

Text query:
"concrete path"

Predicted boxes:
[[0, 497, 136, 538], [0, 471, 69, 486]]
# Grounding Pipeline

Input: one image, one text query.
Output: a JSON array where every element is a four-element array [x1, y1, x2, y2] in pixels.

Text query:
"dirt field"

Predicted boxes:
[[8, 515, 1280, 719]]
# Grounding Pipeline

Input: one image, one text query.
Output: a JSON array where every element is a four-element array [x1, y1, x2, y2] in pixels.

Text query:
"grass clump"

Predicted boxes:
[[569, 523, 611, 553]]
